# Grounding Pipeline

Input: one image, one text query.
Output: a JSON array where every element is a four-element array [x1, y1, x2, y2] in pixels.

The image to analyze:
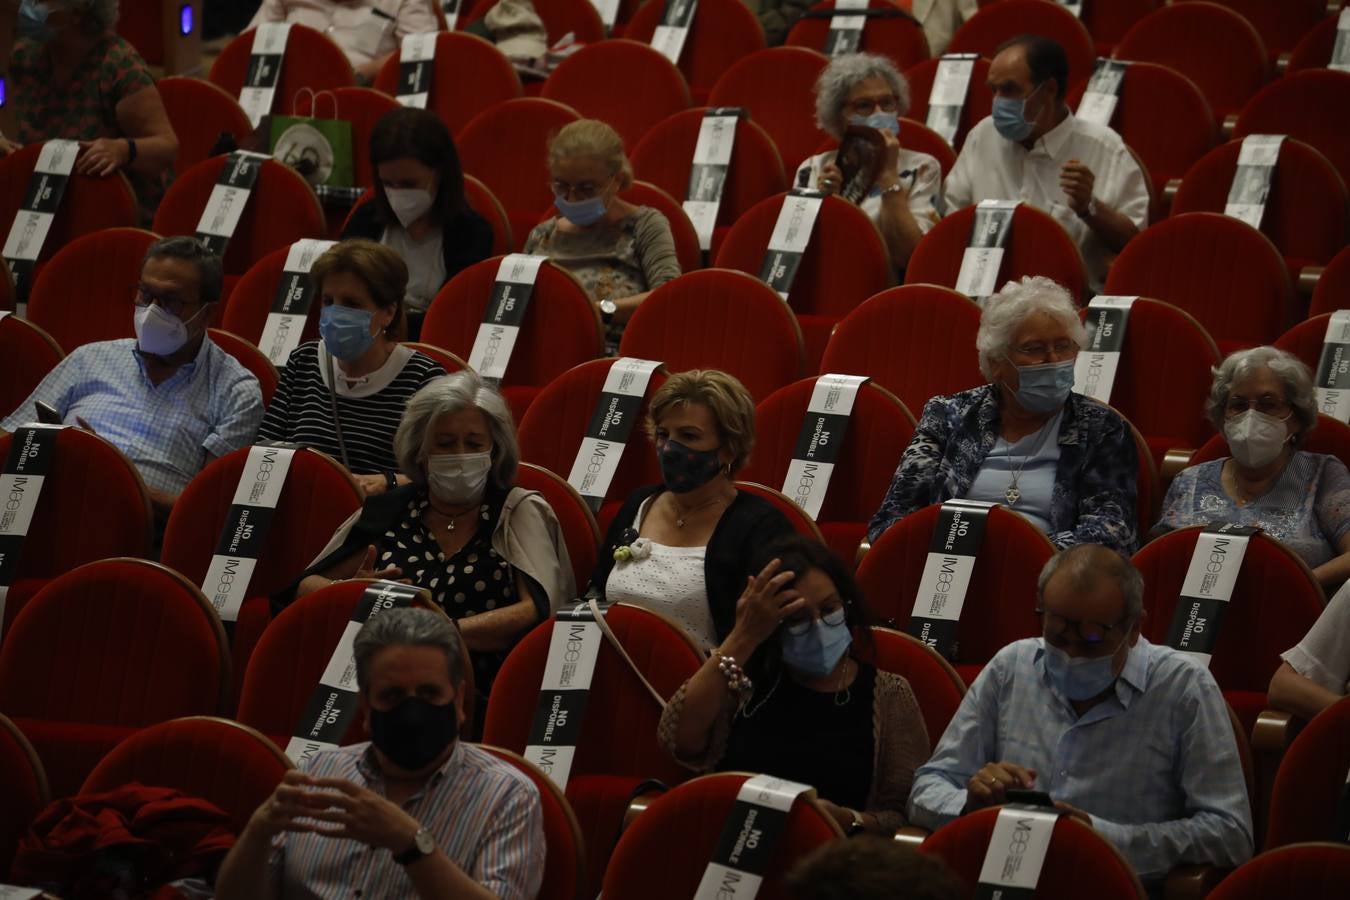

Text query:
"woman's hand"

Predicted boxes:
[[76, 138, 130, 177], [354, 473, 389, 497], [816, 161, 844, 196], [354, 544, 408, 583], [0, 135, 20, 156], [725, 558, 806, 654]]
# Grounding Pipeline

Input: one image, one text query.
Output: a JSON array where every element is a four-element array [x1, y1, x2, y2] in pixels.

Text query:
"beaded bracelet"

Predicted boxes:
[[714, 651, 753, 694]]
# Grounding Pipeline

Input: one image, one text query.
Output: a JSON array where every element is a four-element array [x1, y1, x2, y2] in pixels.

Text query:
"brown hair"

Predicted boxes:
[[309, 239, 408, 338], [646, 369, 756, 473]]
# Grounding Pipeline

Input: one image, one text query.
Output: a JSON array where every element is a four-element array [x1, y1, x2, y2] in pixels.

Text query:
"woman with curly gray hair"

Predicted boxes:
[[795, 52, 943, 270], [1156, 346, 1350, 585]]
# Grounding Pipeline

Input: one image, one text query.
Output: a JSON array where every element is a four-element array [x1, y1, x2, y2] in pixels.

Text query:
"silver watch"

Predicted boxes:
[[393, 827, 436, 865]]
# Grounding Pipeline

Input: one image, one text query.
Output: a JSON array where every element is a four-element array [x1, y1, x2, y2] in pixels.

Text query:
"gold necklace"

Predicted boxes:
[[429, 503, 479, 532], [672, 493, 729, 528]]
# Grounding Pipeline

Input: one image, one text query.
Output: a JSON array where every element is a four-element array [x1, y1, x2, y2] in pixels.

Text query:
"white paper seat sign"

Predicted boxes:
[[0, 425, 60, 642], [200, 444, 299, 623], [692, 775, 815, 900], [592, 0, 621, 31], [2, 140, 79, 300], [396, 32, 438, 109], [824, 0, 869, 57], [240, 22, 292, 128], [1314, 310, 1350, 423], [0, 886, 44, 899], [1071, 296, 1137, 402], [781, 375, 868, 520], [956, 200, 1019, 302], [684, 108, 745, 252], [467, 254, 547, 384], [259, 239, 337, 366], [652, 0, 698, 65], [758, 189, 826, 300], [194, 150, 270, 259], [442, 0, 464, 31], [908, 499, 996, 660], [1076, 58, 1128, 126], [285, 580, 426, 765], [976, 805, 1061, 899], [1225, 135, 1285, 230], [523, 603, 604, 789], [926, 54, 977, 147], [1333, 8, 1350, 73], [1056, 0, 1082, 17], [566, 358, 663, 512], [1165, 524, 1257, 667]]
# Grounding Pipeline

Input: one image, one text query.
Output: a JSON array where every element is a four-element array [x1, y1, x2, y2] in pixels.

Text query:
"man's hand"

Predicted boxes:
[[965, 761, 1037, 811], [1054, 800, 1093, 827], [295, 776, 423, 852], [1060, 159, 1096, 216], [76, 138, 131, 177], [247, 771, 346, 840]]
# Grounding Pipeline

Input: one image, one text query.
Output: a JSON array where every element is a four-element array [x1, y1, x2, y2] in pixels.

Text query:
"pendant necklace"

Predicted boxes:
[[434, 505, 479, 532], [673, 495, 727, 528], [1004, 418, 1056, 506]]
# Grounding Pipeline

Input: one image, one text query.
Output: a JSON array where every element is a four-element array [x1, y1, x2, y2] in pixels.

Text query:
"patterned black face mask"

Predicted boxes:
[[657, 439, 724, 494]]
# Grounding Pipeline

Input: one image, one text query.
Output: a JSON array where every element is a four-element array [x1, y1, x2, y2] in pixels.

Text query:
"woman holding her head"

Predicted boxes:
[[342, 107, 494, 340], [586, 370, 795, 649], [659, 535, 930, 835], [258, 240, 445, 496]]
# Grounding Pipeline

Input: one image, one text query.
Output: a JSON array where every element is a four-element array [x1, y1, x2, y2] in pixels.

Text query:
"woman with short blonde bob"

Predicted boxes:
[[586, 370, 796, 649], [524, 119, 681, 340]]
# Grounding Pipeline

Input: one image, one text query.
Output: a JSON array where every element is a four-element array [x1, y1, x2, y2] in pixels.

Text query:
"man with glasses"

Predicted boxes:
[[908, 544, 1253, 887], [1, 236, 264, 514]]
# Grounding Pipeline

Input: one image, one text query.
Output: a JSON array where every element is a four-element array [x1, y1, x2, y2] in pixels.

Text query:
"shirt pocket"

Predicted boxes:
[[346, 8, 396, 58]]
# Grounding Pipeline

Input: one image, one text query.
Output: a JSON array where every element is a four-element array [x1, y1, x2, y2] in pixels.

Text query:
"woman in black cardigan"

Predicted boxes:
[[587, 370, 795, 648]]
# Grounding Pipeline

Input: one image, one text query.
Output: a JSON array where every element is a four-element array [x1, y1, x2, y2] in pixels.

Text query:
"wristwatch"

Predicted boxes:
[[1079, 195, 1098, 221], [393, 827, 436, 865], [599, 298, 618, 325]]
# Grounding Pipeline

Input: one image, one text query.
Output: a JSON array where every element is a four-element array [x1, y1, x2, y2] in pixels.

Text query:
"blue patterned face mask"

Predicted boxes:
[[780, 608, 852, 678], [319, 304, 376, 361]]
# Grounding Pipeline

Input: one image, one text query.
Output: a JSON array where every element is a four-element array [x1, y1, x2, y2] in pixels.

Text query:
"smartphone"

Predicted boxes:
[[1005, 789, 1056, 809], [34, 401, 62, 425]]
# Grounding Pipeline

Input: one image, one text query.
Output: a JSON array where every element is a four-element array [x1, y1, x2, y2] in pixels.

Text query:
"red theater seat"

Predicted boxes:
[[157, 76, 254, 174], [706, 47, 830, 177], [515, 462, 601, 597], [479, 745, 587, 900], [373, 32, 522, 136], [904, 56, 992, 152], [950, 0, 1096, 91], [290, 86, 399, 190], [0, 712, 49, 875], [621, 181, 702, 273], [219, 243, 323, 353], [542, 40, 691, 150], [1181, 0, 1332, 61], [208, 24, 355, 117], [0, 315, 63, 421], [786, 0, 930, 71], [207, 328, 279, 406], [1209, 843, 1350, 899], [734, 480, 827, 543], [1187, 412, 1350, 476], [864, 626, 966, 744], [624, 0, 768, 103], [1265, 696, 1350, 849], [1310, 246, 1350, 318], [1234, 70, 1350, 190], [1081, 0, 1161, 57], [1288, 14, 1342, 74]]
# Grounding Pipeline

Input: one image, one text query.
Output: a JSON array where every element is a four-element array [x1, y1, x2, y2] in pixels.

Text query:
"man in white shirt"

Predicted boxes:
[[249, 0, 437, 83], [943, 35, 1149, 291]]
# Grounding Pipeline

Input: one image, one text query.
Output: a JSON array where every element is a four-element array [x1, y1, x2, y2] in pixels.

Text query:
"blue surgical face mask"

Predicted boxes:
[[555, 195, 607, 228], [991, 82, 1045, 143], [1042, 641, 1125, 701], [18, 0, 54, 41], [319, 304, 376, 362], [850, 111, 900, 135], [780, 608, 852, 678], [1009, 359, 1075, 415]]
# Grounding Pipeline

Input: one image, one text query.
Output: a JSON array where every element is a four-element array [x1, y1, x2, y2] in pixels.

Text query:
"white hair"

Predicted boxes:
[[1206, 346, 1317, 441], [394, 372, 519, 489], [975, 276, 1087, 380], [813, 53, 912, 139]]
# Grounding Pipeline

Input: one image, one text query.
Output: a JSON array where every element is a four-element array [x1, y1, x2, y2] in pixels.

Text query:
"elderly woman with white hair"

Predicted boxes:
[[1155, 346, 1350, 585], [867, 276, 1138, 554], [797, 52, 942, 270], [292, 370, 575, 707]]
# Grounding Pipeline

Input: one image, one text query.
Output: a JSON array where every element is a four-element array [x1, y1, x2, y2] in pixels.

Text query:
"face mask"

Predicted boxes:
[[1225, 409, 1291, 468], [658, 439, 724, 494], [319, 304, 376, 362], [17, 1, 54, 41], [426, 450, 493, 505], [555, 194, 608, 228], [780, 609, 853, 678], [992, 82, 1044, 143], [1009, 359, 1075, 415], [1042, 641, 1125, 701], [134, 303, 198, 357], [385, 187, 434, 228], [369, 695, 459, 772], [850, 111, 900, 135]]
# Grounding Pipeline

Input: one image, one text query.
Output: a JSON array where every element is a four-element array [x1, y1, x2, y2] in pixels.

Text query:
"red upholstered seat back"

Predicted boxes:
[[922, 806, 1147, 899], [26, 227, 158, 353], [624, 0, 768, 102], [819, 284, 983, 415], [464, 175, 516, 255], [739, 378, 916, 562], [153, 156, 327, 279], [464, 0, 606, 45], [208, 24, 355, 114], [1210, 842, 1350, 898], [480, 745, 587, 900], [1104, 212, 1292, 354], [543, 40, 692, 150], [864, 627, 966, 745], [1235, 70, 1350, 189], [903, 56, 992, 152], [291, 87, 399, 190], [1131, 526, 1325, 734], [515, 463, 600, 596], [1276, 314, 1341, 376], [1265, 697, 1350, 849], [950, 0, 1096, 91], [0, 316, 63, 421], [786, 0, 930, 70], [206, 328, 279, 406], [1310, 246, 1350, 318], [618, 268, 805, 402], [621, 181, 702, 273], [603, 772, 843, 900], [156, 76, 254, 174], [905, 203, 1087, 303], [1173, 139, 1348, 274], [855, 504, 1053, 676], [220, 244, 323, 348], [373, 32, 523, 136], [707, 47, 830, 175], [895, 117, 957, 177], [1181, 0, 1331, 59], [1080, 0, 1160, 56], [1288, 15, 1341, 74], [734, 481, 826, 542], [0, 713, 48, 875], [1188, 412, 1350, 474], [81, 716, 292, 834]]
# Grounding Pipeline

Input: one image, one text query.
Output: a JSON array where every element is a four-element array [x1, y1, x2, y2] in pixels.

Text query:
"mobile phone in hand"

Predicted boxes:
[[1005, 789, 1055, 809]]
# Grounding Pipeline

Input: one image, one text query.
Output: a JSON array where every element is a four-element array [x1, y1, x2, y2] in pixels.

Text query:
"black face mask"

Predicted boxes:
[[658, 438, 724, 493], [368, 695, 459, 772]]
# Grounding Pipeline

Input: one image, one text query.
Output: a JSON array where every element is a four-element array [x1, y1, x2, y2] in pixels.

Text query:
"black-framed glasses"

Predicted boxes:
[[132, 282, 196, 319], [1035, 607, 1127, 648]]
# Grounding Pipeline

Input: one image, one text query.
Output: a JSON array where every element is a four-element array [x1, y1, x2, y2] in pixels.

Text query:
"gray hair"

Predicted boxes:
[[975, 276, 1087, 380], [394, 371, 520, 488], [814, 53, 912, 139], [353, 607, 463, 693], [1037, 544, 1144, 625], [141, 236, 223, 306], [67, 0, 120, 33], [1206, 346, 1317, 443]]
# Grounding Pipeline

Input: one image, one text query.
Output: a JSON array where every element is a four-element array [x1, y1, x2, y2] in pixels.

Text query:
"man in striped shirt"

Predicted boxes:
[[216, 608, 544, 899]]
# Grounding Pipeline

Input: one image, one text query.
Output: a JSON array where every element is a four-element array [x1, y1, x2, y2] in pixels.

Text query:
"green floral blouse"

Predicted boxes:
[[11, 35, 154, 145]]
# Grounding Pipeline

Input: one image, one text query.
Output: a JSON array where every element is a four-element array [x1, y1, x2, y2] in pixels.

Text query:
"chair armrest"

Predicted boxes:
[[1164, 864, 1230, 900], [1251, 709, 1303, 758], [855, 540, 870, 568], [622, 788, 664, 832], [1221, 114, 1238, 140], [892, 826, 929, 847], [1298, 266, 1324, 297], [1160, 448, 1195, 487], [1163, 178, 1181, 211]]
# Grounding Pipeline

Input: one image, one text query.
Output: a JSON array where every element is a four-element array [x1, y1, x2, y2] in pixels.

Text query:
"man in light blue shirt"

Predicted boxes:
[[908, 544, 1253, 886], [2, 237, 263, 511]]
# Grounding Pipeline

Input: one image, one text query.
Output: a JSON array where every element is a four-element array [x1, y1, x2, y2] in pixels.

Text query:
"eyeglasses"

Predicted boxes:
[[1224, 395, 1291, 418], [785, 606, 847, 635], [132, 282, 196, 319], [845, 96, 899, 117], [1036, 607, 1128, 652], [550, 178, 610, 201], [1011, 339, 1078, 361]]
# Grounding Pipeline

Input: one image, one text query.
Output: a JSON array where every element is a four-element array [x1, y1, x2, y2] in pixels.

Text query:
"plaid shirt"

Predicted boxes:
[[1, 337, 262, 495], [908, 637, 1254, 884]]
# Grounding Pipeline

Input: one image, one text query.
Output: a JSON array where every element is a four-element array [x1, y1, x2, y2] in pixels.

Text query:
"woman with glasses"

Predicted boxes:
[[797, 53, 943, 271], [1155, 346, 1350, 586], [658, 534, 929, 836], [867, 275, 1139, 555], [523, 119, 681, 350]]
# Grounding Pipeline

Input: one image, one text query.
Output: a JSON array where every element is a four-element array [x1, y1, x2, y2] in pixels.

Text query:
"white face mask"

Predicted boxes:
[[134, 303, 199, 356], [1224, 409, 1291, 468], [426, 451, 492, 504], [385, 187, 434, 228]]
